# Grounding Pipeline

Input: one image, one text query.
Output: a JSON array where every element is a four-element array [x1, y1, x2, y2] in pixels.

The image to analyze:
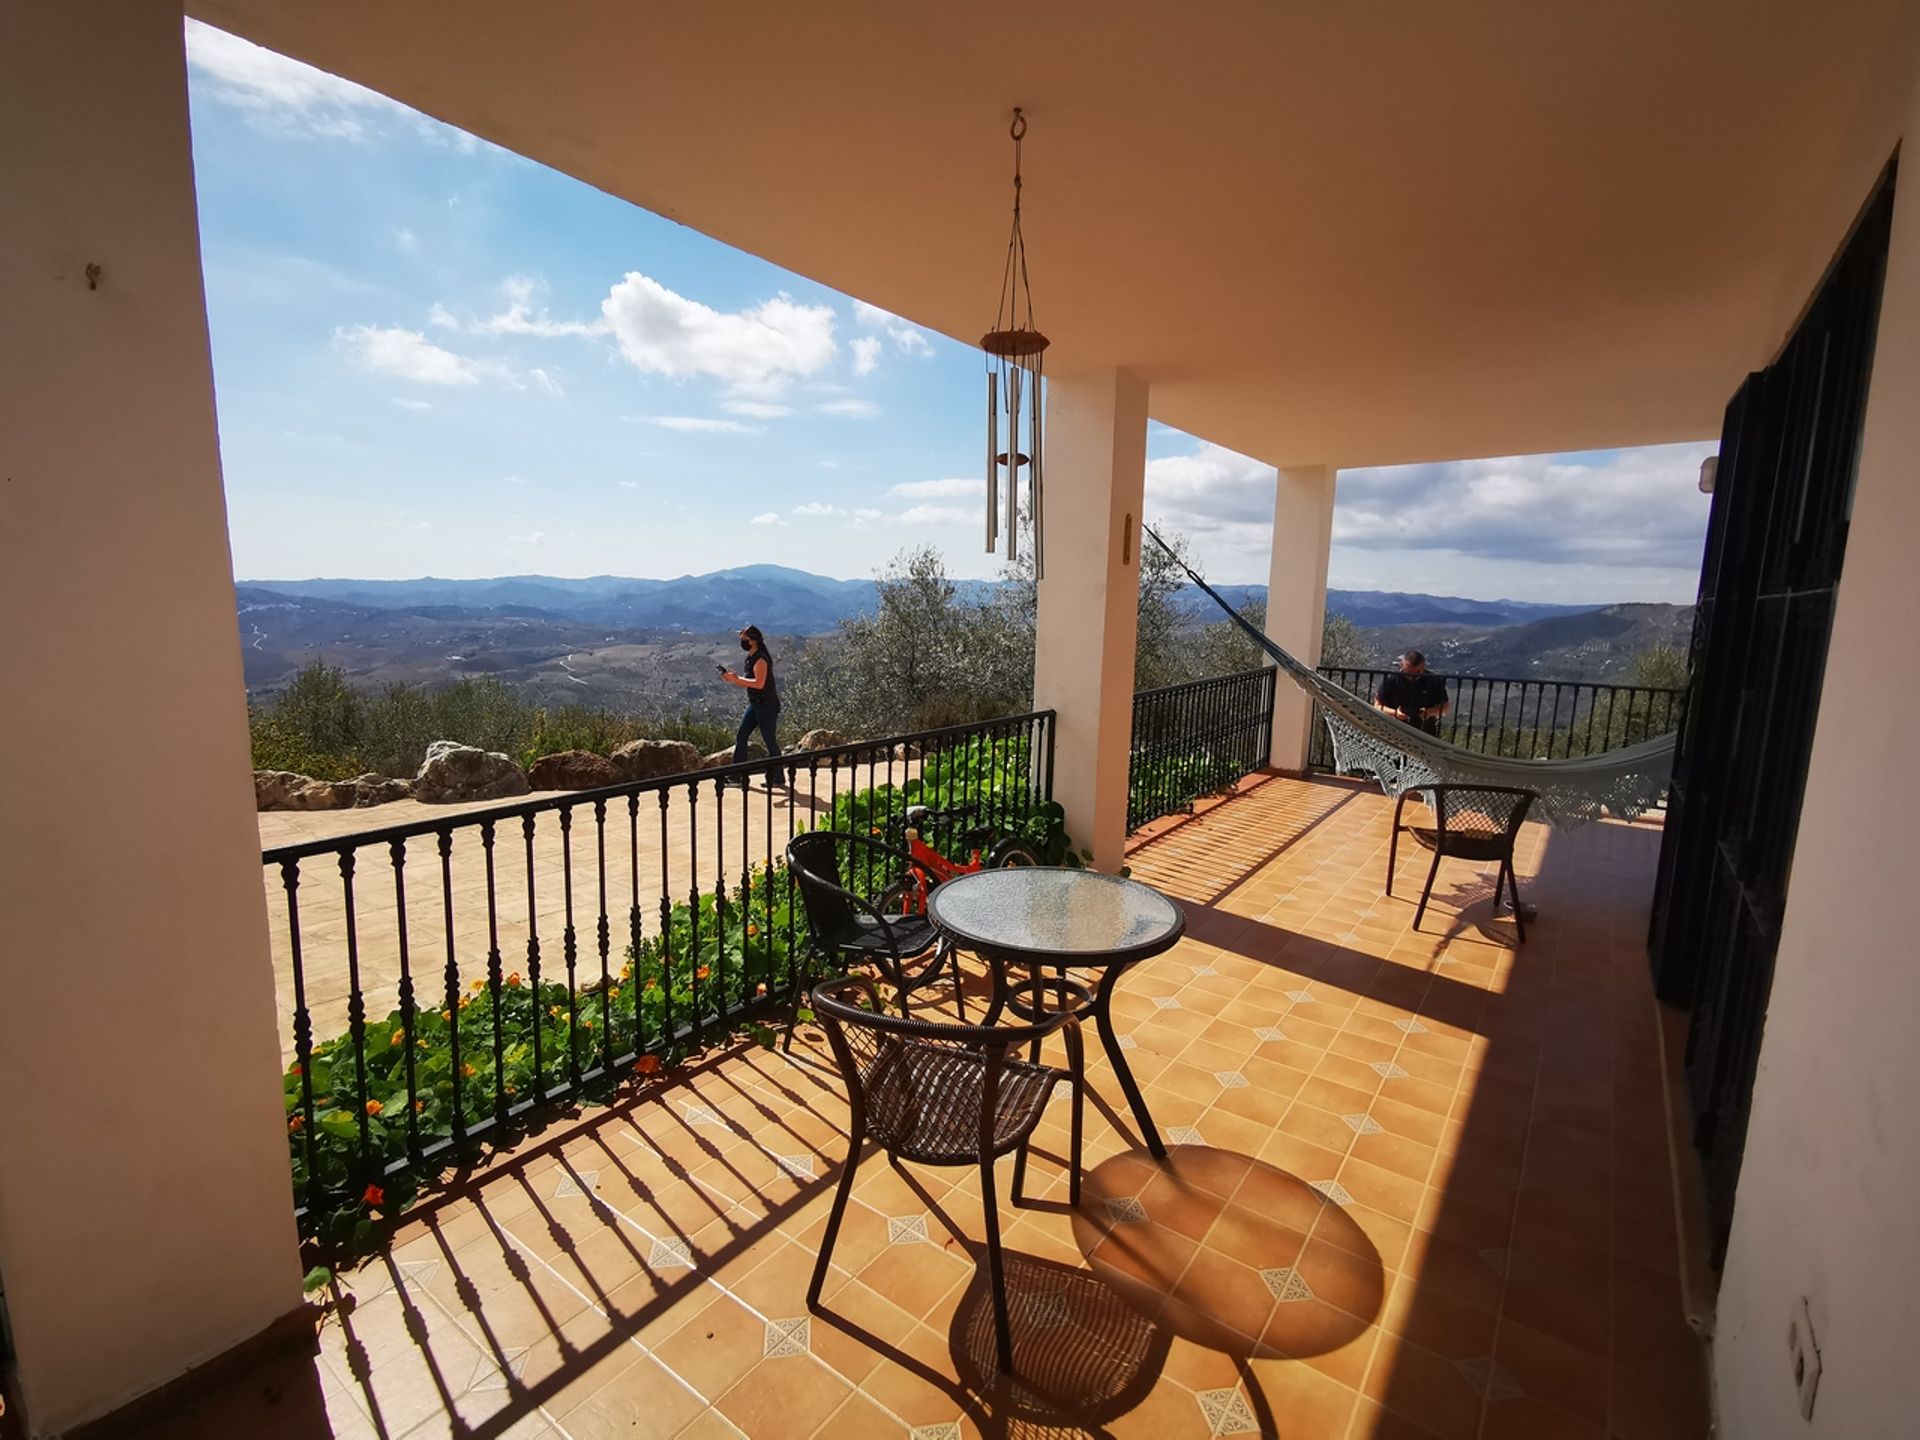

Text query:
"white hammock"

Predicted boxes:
[[1145, 529, 1677, 829]]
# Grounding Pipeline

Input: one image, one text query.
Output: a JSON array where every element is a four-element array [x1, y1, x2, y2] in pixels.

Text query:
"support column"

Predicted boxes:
[[1033, 369, 1150, 872], [1262, 464, 1338, 773], [0, 5, 302, 1434]]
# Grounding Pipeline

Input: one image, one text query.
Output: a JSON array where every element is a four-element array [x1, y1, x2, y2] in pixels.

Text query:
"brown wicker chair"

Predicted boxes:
[[806, 973, 1086, 1372], [1387, 784, 1536, 940]]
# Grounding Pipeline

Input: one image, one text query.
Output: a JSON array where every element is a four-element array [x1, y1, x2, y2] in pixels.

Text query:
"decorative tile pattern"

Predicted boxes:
[[774, 1153, 815, 1179], [1167, 1125, 1205, 1146], [1371, 1060, 1410, 1079], [1261, 1267, 1314, 1303], [1191, 963, 1219, 976], [1343, 1113, 1384, 1135], [1478, 1247, 1516, 1275], [1105, 1196, 1149, 1224], [1254, 1026, 1286, 1042], [1457, 1357, 1524, 1401], [1391, 1018, 1429, 1034], [395, 1260, 441, 1289], [1285, 989, 1316, 1004], [762, 1315, 811, 1358], [1309, 1179, 1354, 1206], [1152, 995, 1182, 1010], [466, 1348, 527, 1392], [553, 1169, 599, 1198], [682, 1103, 723, 1126], [1117, 1034, 1138, 1050], [909, 1426, 963, 1440], [1196, 1386, 1262, 1436], [1214, 1071, 1249, 1089], [887, 1214, 930, 1246], [647, 1237, 694, 1270]]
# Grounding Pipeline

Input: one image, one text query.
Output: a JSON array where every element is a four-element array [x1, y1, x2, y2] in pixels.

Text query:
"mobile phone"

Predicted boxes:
[[715, 664, 727, 675]]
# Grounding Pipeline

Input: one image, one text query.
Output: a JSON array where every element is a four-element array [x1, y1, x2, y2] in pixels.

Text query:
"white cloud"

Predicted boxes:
[[427, 303, 459, 330], [1333, 444, 1715, 569], [897, 505, 977, 527], [724, 399, 795, 419], [852, 508, 883, 520], [889, 478, 983, 501], [527, 367, 564, 397], [817, 398, 880, 419], [851, 336, 882, 377], [645, 415, 761, 434], [511, 530, 546, 545], [475, 274, 609, 339], [852, 301, 934, 358], [601, 274, 835, 390], [792, 502, 843, 517], [336, 325, 482, 386], [394, 228, 418, 252], [1143, 442, 1277, 556], [391, 397, 432, 411], [185, 21, 408, 140], [618, 480, 640, 489], [750, 512, 788, 526]]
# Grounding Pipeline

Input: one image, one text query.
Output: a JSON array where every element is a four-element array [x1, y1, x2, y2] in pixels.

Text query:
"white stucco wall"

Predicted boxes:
[[0, 3, 302, 1432], [1033, 369, 1150, 871], [1263, 465, 1337, 773], [1711, 46, 1920, 1440]]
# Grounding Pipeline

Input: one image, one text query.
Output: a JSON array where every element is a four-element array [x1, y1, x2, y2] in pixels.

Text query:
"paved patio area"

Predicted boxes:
[[169, 773, 1707, 1438]]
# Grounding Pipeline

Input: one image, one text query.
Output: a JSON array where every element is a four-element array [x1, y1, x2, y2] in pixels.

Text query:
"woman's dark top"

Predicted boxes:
[[746, 645, 780, 711]]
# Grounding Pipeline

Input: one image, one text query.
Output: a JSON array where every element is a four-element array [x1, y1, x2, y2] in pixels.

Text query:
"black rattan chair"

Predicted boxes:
[[785, 831, 959, 1047], [806, 973, 1085, 1372], [1386, 784, 1536, 940]]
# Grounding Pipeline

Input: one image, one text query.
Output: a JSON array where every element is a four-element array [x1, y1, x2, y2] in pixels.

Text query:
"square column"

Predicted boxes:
[[1263, 464, 1338, 772], [0, 4, 302, 1433], [1032, 369, 1150, 871]]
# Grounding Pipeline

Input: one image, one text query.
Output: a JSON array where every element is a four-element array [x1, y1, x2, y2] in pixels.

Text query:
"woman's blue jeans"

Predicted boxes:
[[733, 704, 785, 780]]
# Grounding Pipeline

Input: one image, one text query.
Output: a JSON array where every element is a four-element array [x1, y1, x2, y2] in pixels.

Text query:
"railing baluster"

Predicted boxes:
[[561, 806, 581, 1092], [657, 789, 672, 1055], [594, 798, 611, 1078], [438, 830, 463, 1147], [390, 838, 420, 1167], [522, 814, 541, 1110], [339, 850, 372, 1191], [481, 819, 506, 1123], [281, 859, 318, 1214]]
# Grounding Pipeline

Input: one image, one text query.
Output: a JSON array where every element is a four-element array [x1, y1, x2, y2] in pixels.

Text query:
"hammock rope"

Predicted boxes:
[[1141, 526, 1676, 829]]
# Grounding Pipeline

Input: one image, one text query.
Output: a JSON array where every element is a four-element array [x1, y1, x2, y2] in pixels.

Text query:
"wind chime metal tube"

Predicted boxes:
[[982, 108, 1049, 579]]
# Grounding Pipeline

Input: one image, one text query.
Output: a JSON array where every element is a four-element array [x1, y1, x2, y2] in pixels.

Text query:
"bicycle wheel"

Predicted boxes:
[[986, 840, 1043, 869]]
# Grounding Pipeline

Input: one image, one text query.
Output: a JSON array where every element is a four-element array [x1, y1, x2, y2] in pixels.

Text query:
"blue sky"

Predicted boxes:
[[185, 21, 1714, 603]]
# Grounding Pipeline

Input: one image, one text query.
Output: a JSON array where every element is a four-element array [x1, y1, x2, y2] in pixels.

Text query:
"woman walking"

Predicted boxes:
[[720, 624, 786, 785]]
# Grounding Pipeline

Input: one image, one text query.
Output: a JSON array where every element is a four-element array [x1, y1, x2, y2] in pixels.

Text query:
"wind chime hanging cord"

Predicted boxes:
[[1140, 526, 1677, 830]]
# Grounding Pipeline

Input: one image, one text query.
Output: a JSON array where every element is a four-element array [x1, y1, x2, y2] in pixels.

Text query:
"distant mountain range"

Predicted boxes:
[[243, 565, 1607, 636], [234, 565, 1683, 701]]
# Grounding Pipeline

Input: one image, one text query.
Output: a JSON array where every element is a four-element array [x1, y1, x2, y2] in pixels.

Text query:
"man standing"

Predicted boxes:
[[1375, 650, 1450, 736]]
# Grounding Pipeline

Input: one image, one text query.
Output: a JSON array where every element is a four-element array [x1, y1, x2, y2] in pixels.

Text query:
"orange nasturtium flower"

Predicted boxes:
[[390, 1030, 405, 1048], [747, 924, 760, 937], [461, 1062, 478, 1078], [506, 972, 522, 988], [755, 983, 768, 997], [620, 961, 633, 980], [362, 1184, 384, 1208], [414, 1099, 425, 1112], [471, 977, 486, 991], [645, 980, 659, 996], [636, 1054, 662, 1076], [549, 1005, 563, 1019], [458, 994, 473, 1011], [696, 965, 710, 981], [288, 1114, 304, 1133], [365, 1099, 384, 1117], [290, 1064, 303, 1077]]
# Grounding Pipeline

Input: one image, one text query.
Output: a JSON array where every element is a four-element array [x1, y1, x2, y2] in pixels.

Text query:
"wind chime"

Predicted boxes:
[[983, 108, 1047, 577]]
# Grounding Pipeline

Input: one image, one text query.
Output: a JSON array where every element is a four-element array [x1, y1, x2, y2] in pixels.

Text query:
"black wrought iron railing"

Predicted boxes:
[[1127, 667, 1278, 831], [1305, 666, 1689, 770], [265, 711, 1055, 1234]]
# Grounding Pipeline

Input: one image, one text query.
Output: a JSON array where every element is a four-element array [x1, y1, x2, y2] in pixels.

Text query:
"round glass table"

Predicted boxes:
[[927, 868, 1185, 1159]]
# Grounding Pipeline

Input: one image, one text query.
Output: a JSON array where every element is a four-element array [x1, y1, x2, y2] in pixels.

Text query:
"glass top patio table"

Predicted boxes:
[[928, 867, 1185, 1159]]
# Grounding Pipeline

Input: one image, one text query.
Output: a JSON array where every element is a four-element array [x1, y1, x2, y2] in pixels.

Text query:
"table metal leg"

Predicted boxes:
[[1095, 965, 1165, 1160]]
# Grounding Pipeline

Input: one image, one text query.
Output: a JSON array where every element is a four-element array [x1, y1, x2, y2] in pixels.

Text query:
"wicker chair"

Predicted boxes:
[[1386, 784, 1536, 940], [785, 830, 959, 1047], [806, 973, 1086, 1372]]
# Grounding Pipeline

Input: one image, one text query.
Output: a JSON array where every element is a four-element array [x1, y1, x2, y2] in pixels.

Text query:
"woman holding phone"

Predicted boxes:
[[718, 624, 786, 786]]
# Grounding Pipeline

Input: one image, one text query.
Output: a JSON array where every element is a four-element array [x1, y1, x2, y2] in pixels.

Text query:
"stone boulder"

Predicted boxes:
[[527, 749, 624, 791], [610, 738, 703, 781], [701, 742, 764, 770], [254, 770, 412, 811], [796, 728, 850, 752], [413, 741, 530, 804]]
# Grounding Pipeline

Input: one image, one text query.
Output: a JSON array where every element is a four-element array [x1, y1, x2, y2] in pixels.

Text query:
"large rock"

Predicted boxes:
[[413, 740, 531, 804], [254, 770, 412, 811], [701, 742, 764, 770], [528, 749, 624, 791], [610, 738, 703, 781], [796, 728, 850, 752]]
